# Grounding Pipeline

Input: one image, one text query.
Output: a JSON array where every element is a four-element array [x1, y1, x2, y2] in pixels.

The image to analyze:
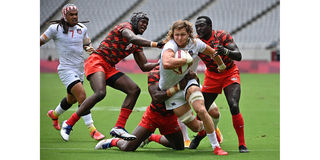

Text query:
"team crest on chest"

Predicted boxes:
[[77, 29, 82, 34]]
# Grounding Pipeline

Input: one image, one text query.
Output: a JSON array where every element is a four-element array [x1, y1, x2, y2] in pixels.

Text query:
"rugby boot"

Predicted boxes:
[[184, 140, 191, 148], [110, 126, 136, 140], [47, 110, 60, 130], [95, 138, 114, 150], [213, 146, 228, 155], [239, 145, 249, 153], [60, 120, 73, 141], [189, 134, 206, 149], [90, 129, 105, 141]]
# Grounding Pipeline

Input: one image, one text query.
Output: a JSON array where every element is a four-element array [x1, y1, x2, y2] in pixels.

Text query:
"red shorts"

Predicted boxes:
[[84, 53, 120, 80], [138, 107, 181, 135], [201, 65, 241, 94]]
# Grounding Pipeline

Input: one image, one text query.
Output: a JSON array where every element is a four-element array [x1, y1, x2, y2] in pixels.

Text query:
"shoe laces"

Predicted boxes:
[[116, 126, 128, 133], [65, 125, 73, 135]]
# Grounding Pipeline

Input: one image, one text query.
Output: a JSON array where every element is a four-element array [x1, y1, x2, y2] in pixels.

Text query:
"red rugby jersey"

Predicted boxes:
[[198, 30, 235, 73], [94, 22, 143, 66], [147, 66, 174, 116]]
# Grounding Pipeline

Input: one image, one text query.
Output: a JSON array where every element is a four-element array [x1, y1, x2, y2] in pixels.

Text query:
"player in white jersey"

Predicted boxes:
[[40, 4, 105, 141], [159, 20, 228, 155]]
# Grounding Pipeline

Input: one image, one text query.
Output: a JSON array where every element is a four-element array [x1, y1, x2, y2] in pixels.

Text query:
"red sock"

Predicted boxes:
[[232, 113, 246, 146], [111, 138, 120, 147], [115, 108, 132, 128], [148, 134, 162, 144], [198, 129, 206, 137], [66, 112, 80, 126]]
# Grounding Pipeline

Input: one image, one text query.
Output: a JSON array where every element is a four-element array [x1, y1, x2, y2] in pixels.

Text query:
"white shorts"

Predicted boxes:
[[58, 67, 85, 88], [165, 79, 199, 110]]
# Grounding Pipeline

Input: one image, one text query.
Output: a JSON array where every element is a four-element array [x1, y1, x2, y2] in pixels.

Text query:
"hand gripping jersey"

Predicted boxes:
[[198, 30, 235, 73], [147, 66, 174, 116], [43, 23, 88, 70], [94, 22, 143, 66], [159, 39, 205, 90]]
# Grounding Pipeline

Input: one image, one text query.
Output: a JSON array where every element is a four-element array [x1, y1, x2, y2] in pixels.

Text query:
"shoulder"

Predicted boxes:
[[163, 40, 178, 52], [216, 30, 231, 38], [77, 23, 87, 29], [45, 24, 60, 34], [117, 22, 132, 31]]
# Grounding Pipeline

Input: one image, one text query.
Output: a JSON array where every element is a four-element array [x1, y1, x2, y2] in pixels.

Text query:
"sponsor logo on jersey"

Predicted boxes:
[[231, 77, 237, 81]]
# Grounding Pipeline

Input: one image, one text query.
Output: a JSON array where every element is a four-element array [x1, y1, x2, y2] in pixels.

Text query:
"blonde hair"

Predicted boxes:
[[165, 20, 195, 43]]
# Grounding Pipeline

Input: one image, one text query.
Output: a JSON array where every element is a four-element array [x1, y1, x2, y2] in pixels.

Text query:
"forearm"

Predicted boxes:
[[139, 62, 159, 72], [150, 84, 180, 104], [226, 50, 242, 61]]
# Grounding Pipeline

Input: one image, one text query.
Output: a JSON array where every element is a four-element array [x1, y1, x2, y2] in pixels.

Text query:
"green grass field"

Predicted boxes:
[[40, 73, 279, 160]]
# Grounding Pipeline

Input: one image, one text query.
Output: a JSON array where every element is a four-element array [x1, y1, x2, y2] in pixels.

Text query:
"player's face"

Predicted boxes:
[[137, 19, 148, 35], [66, 10, 78, 26], [173, 28, 189, 48], [195, 18, 211, 39]]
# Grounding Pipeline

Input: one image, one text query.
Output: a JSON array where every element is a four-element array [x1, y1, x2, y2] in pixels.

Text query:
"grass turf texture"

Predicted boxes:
[[40, 73, 279, 160]]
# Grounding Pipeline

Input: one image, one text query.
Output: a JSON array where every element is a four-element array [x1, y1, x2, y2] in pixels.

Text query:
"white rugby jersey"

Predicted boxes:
[[42, 23, 88, 70], [159, 38, 206, 90]]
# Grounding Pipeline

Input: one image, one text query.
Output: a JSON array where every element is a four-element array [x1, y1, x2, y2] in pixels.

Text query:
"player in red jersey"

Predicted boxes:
[[60, 12, 165, 142], [189, 16, 248, 153], [95, 66, 197, 151]]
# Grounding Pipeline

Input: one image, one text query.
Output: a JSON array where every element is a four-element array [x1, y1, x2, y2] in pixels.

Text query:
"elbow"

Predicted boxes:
[[163, 62, 171, 69], [237, 54, 242, 61]]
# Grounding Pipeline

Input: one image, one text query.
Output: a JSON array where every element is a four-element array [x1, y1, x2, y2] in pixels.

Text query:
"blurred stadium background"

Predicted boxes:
[[40, 0, 280, 74]]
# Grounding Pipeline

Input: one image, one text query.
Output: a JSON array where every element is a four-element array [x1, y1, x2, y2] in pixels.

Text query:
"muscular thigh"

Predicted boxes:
[[109, 73, 138, 93]]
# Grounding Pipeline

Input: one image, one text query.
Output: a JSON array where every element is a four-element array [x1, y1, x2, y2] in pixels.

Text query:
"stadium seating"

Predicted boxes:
[[133, 0, 211, 41], [40, 0, 280, 61], [72, 0, 139, 39], [40, 0, 67, 26]]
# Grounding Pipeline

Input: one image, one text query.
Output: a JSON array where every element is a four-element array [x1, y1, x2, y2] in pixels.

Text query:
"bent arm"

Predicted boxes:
[[134, 51, 158, 72], [202, 45, 225, 66], [40, 33, 49, 46], [148, 84, 171, 104], [162, 49, 188, 69], [224, 42, 242, 61]]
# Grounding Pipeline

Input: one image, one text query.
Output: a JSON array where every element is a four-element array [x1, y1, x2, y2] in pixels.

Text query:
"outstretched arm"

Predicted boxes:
[[122, 29, 164, 48]]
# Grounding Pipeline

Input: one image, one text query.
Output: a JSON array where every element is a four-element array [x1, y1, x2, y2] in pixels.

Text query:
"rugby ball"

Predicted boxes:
[[172, 50, 192, 74]]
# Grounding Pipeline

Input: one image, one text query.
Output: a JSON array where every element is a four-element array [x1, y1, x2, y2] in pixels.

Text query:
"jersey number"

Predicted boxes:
[[70, 30, 74, 38]]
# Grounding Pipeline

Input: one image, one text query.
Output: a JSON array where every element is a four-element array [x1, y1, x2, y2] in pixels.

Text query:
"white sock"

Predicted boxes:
[[213, 118, 219, 130], [207, 132, 220, 150], [81, 113, 94, 127], [178, 120, 190, 141], [54, 104, 65, 116]]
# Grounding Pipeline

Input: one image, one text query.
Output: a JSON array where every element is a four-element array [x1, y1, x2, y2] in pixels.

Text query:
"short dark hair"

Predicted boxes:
[[196, 16, 212, 26]]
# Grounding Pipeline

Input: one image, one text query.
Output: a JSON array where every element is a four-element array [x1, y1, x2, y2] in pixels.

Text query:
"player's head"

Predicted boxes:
[[195, 16, 212, 39], [130, 12, 149, 35], [166, 20, 195, 48], [61, 4, 78, 26]]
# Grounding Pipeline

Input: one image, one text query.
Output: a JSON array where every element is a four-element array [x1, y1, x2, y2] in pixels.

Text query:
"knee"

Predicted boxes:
[[196, 107, 207, 118], [94, 90, 106, 101], [209, 107, 220, 119], [128, 85, 141, 96]]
